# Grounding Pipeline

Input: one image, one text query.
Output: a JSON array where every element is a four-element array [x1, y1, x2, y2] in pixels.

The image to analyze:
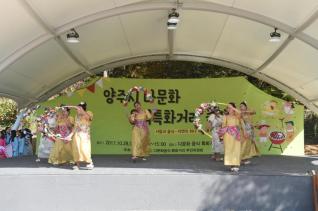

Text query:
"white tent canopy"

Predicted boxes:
[[2, 0, 318, 112]]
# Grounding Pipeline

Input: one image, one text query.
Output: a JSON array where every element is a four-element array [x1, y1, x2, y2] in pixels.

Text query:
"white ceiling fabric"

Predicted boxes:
[[1, 0, 318, 112]]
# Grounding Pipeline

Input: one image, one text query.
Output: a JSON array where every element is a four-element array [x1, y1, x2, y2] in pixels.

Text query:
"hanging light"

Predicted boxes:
[[167, 22, 177, 30], [269, 28, 281, 42], [103, 70, 108, 78], [167, 8, 179, 30], [66, 28, 80, 43], [168, 8, 179, 24]]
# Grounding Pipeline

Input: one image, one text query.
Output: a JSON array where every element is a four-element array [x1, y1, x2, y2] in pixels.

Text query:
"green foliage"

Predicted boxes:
[[109, 61, 296, 102], [304, 109, 318, 144], [49, 76, 98, 100], [0, 98, 17, 129]]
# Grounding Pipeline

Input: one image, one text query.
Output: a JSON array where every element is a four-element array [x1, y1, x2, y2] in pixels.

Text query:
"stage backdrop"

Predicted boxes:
[[40, 77, 304, 156]]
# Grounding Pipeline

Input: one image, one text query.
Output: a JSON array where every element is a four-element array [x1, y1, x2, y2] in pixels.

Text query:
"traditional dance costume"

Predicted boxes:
[[0, 137, 6, 159], [12, 136, 19, 157], [72, 110, 93, 164], [208, 114, 224, 154], [37, 114, 56, 159], [240, 113, 260, 160], [49, 112, 74, 165], [220, 115, 242, 166], [130, 109, 152, 158]]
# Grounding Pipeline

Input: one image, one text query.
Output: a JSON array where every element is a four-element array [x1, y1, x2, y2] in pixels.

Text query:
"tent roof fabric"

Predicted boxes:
[[2, 0, 318, 112]]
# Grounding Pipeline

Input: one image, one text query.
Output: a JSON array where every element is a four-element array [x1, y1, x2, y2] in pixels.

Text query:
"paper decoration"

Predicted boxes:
[[66, 91, 73, 97], [78, 89, 86, 97], [86, 83, 95, 93], [96, 78, 103, 89]]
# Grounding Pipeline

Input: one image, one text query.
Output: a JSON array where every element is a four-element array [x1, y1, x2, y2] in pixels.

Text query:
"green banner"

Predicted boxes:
[[40, 77, 304, 155]]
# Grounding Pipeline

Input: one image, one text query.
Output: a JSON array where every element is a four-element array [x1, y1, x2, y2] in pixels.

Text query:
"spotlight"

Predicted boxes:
[[167, 22, 177, 30], [168, 8, 179, 24], [66, 28, 80, 43], [167, 8, 179, 30], [269, 28, 281, 42], [103, 70, 108, 78]]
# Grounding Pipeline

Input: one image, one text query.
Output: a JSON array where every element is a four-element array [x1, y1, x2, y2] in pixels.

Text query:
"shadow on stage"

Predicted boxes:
[[1, 154, 317, 176]]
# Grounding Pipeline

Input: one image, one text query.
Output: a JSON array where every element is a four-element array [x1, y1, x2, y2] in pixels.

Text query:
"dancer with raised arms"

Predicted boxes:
[[219, 103, 246, 172], [63, 102, 94, 170], [48, 106, 74, 166]]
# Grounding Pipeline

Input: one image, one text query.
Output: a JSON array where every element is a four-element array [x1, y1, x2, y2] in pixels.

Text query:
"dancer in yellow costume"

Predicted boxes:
[[129, 101, 152, 163], [66, 102, 94, 170], [48, 107, 74, 165], [219, 103, 246, 172], [239, 102, 260, 165]]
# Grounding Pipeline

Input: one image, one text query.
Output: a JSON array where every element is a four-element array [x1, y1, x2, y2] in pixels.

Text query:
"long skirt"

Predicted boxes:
[[241, 124, 260, 160], [5, 144, 12, 158], [241, 139, 260, 160], [212, 129, 224, 154], [131, 126, 150, 157], [0, 146, 6, 159], [37, 135, 54, 158], [23, 141, 33, 156], [49, 140, 73, 165], [72, 132, 92, 163], [223, 133, 241, 166]]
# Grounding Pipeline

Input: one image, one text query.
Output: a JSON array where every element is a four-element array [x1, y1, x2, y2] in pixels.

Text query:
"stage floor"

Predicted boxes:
[[0, 155, 317, 211], [0, 154, 317, 176]]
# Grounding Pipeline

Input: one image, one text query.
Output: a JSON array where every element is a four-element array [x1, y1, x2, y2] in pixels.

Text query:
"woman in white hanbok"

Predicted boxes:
[[207, 108, 224, 161], [36, 109, 56, 162]]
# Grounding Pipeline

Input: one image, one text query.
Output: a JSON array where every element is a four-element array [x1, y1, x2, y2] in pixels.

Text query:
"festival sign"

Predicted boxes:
[[39, 77, 304, 155]]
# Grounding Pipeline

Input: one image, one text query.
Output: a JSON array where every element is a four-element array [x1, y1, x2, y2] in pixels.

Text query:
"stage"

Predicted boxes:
[[0, 155, 317, 211]]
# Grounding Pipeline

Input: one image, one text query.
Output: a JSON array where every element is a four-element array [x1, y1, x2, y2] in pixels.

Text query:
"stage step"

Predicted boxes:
[[0, 155, 316, 210], [0, 173, 313, 211]]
